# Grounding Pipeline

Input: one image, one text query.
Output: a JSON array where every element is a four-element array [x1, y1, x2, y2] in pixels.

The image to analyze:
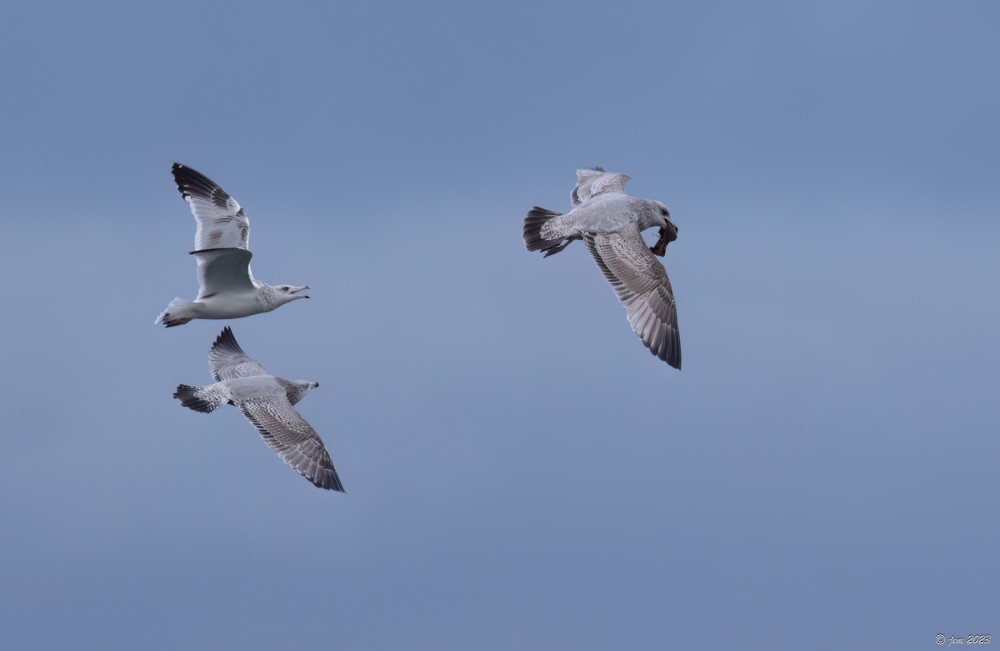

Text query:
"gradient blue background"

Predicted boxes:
[[1, 1, 997, 649]]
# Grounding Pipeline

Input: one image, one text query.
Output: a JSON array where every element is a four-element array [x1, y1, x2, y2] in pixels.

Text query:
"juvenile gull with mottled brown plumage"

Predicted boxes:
[[174, 327, 344, 491], [523, 168, 682, 369], [155, 163, 310, 327]]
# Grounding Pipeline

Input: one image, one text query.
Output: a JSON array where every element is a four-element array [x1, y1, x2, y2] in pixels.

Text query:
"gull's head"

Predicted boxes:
[[285, 380, 319, 406], [274, 284, 311, 303], [293, 380, 319, 391], [300, 380, 320, 399], [652, 201, 677, 234]]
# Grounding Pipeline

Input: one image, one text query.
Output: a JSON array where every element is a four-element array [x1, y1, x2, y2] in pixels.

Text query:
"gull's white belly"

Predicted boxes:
[[197, 290, 268, 319]]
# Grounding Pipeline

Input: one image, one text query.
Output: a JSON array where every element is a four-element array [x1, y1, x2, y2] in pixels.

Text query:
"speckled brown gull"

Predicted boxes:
[[523, 167, 682, 369], [173, 327, 344, 491], [155, 163, 310, 327]]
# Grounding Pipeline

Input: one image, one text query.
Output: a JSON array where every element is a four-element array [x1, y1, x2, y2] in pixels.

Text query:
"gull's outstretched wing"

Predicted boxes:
[[208, 327, 269, 381], [571, 167, 631, 206], [240, 398, 345, 491], [583, 227, 681, 369], [172, 163, 251, 251]]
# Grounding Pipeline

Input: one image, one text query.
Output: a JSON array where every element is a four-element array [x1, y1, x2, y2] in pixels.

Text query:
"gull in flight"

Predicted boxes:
[[523, 168, 682, 369], [155, 163, 310, 327], [174, 327, 344, 491]]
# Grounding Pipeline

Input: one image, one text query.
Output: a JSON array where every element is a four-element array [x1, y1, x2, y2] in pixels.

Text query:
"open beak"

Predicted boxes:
[[291, 285, 311, 299]]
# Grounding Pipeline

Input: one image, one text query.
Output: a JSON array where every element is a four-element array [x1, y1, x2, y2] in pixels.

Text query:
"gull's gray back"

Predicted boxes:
[[569, 193, 646, 233]]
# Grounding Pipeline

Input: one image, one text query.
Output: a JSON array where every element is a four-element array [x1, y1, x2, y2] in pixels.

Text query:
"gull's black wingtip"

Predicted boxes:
[[211, 326, 244, 355], [310, 468, 346, 492]]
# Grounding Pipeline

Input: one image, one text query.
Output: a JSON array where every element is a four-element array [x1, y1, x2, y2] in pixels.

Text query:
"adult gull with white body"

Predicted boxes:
[[155, 163, 310, 327]]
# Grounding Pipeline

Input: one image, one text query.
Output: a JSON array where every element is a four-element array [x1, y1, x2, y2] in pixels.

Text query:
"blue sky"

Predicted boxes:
[[1, 1, 998, 649]]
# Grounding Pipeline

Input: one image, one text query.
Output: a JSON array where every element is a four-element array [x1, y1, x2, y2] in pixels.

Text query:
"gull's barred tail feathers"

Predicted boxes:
[[523, 207, 576, 257], [173, 384, 227, 413]]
